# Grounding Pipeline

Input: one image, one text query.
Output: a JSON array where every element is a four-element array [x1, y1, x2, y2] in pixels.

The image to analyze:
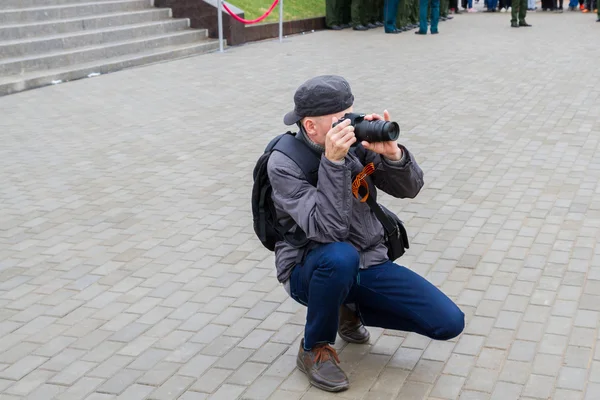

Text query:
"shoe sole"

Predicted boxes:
[[296, 357, 350, 392]]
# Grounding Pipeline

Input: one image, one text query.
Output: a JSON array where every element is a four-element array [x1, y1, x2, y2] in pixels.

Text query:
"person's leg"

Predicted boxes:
[[351, 0, 367, 29], [440, 0, 449, 17], [290, 242, 359, 349], [326, 0, 341, 28], [412, 0, 420, 24], [418, 0, 429, 32], [340, 0, 351, 27], [520, 0, 530, 22], [373, 0, 385, 24], [289, 242, 359, 392], [511, 0, 519, 23], [431, 0, 441, 31], [384, 0, 401, 31], [350, 262, 465, 340]]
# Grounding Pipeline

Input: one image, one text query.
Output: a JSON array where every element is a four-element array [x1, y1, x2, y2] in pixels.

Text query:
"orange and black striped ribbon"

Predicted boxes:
[[352, 162, 375, 202]]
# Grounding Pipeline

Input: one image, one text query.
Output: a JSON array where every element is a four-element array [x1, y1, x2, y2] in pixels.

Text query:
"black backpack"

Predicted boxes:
[[251, 131, 409, 260]]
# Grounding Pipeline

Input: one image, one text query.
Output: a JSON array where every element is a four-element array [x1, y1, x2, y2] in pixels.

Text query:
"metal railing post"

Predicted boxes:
[[279, 0, 283, 42], [218, 0, 224, 52]]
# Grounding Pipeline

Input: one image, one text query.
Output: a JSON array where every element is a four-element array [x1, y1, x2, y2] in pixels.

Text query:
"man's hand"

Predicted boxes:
[[325, 117, 356, 163], [361, 110, 403, 161]]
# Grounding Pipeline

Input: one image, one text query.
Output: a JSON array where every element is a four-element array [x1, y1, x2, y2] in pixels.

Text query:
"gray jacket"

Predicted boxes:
[[266, 131, 424, 286]]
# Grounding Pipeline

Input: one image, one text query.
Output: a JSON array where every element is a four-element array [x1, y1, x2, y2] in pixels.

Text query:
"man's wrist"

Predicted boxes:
[[384, 147, 403, 162], [324, 154, 345, 165]]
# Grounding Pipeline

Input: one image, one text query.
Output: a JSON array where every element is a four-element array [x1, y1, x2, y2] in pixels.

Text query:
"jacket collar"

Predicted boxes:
[[296, 126, 325, 155]]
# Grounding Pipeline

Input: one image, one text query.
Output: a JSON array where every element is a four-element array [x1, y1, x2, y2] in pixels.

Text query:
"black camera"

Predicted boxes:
[[332, 113, 400, 144]]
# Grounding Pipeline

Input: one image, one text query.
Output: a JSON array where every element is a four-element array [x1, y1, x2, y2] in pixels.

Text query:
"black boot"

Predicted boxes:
[[338, 305, 370, 344]]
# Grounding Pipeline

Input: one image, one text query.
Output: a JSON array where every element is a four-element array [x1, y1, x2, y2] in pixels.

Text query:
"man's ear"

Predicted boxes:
[[302, 118, 317, 136]]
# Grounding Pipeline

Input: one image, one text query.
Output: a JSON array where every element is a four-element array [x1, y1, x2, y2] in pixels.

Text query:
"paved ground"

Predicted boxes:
[[2, 8, 600, 400]]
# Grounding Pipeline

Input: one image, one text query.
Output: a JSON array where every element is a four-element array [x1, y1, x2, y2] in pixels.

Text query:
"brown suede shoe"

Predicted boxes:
[[338, 304, 370, 344], [296, 339, 349, 392]]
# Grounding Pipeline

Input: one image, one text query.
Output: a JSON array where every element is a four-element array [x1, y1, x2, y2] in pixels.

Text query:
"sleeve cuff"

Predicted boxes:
[[383, 146, 408, 166], [322, 154, 346, 166]]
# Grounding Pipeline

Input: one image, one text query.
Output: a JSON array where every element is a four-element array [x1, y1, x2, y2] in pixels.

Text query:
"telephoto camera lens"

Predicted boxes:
[[355, 119, 400, 143]]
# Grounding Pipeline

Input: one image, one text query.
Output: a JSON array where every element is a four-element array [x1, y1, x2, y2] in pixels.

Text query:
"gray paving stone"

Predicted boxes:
[[250, 342, 288, 364], [476, 348, 506, 370], [396, 381, 431, 400], [263, 354, 296, 378], [4, 368, 54, 396], [557, 366, 588, 391], [499, 360, 531, 385], [49, 360, 97, 385], [190, 367, 233, 393], [507, 340, 537, 362], [178, 391, 208, 400], [200, 336, 241, 358], [238, 329, 275, 349], [241, 375, 284, 399], [0, 355, 48, 380], [137, 362, 180, 387], [26, 383, 67, 399], [522, 374, 555, 399], [88, 355, 134, 379], [96, 369, 143, 395], [430, 374, 465, 399], [55, 377, 105, 400], [443, 354, 474, 378], [458, 390, 490, 400], [113, 384, 154, 400], [464, 367, 499, 393], [207, 383, 246, 400], [408, 360, 444, 384], [164, 342, 204, 364], [490, 381, 523, 400], [148, 375, 194, 400]]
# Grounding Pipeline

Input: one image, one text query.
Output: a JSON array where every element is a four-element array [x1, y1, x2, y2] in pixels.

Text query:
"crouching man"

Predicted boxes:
[[266, 75, 465, 392]]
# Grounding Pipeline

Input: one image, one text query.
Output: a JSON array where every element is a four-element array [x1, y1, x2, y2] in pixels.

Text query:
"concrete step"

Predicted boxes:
[[0, 0, 116, 10], [0, 19, 193, 59], [0, 9, 173, 41], [0, 0, 153, 24], [0, 29, 207, 76], [0, 39, 221, 96]]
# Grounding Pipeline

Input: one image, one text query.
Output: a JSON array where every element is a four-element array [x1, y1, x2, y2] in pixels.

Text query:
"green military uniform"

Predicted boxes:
[[358, 0, 383, 28], [410, 0, 419, 26], [349, 0, 359, 27], [510, 0, 529, 26], [396, 0, 407, 29], [326, 0, 341, 28], [341, 0, 351, 26], [370, 0, 384, 24], [440, 0, 450, 17]]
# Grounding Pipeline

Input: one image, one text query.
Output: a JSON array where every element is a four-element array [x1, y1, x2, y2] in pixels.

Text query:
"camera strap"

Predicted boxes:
[[357, 185, 398, 237]]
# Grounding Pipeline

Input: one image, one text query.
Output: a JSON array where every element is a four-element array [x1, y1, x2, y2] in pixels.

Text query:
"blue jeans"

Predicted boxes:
[[468, 0, 473, 8], [488, 0, 499, 8], [419, 0, 440, 33], [289, 242, 465, 350], [383, 0, 401, 32]]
